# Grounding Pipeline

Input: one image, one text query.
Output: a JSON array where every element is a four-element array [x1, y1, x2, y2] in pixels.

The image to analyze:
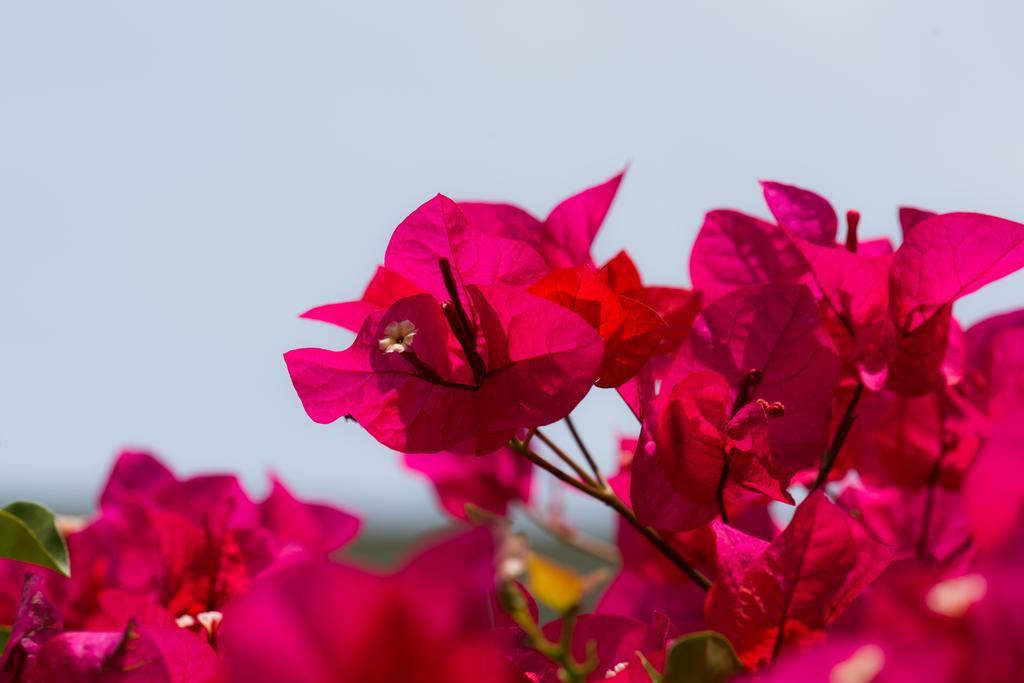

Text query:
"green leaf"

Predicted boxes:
[[0, 625, 10, 655], [661, 631, 744, 683], [0, 502, 70, 577]]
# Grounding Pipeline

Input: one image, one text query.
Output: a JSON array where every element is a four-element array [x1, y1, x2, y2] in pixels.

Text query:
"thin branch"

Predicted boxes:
[[534, 429, 597, 488], [510, 439, 594, 498], [522, 507, 621, 565], [599, 491, 712, 591], [715, 463, 730, 524], [510, 438, 712, 592], [917, 450, 948, 560], [564, 415, 604, 486], [812, 381, 864, 491]]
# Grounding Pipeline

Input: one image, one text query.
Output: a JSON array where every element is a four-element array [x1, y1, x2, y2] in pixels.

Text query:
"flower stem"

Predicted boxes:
[[917, 450, 947, 560], [812, 381, 864, 492], [509, 438, 712, 592], [564, 415, 605, 486], [534, 429, 597, 488], [522, 507, 621, 564]]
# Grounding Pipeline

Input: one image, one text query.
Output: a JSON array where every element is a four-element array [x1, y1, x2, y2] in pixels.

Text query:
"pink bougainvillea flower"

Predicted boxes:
[[1, 574, 221, 683], [688, 183, 1024, 399], [460, 172, 624, 271], [528, 265, 665, 387], [1, 574, 63, 678], [299, 175, 623, 336], [706, 491, 892, 669], [635, 371, 792, 531], [288, 192, 621, 452], [0, 450, 360, 636], [286, 283, 603, 453], [403, 445, 532, 521], [98, 451, 360, 557], [885, 212, 1024, 394], [664, 284, 841, 482], [220, 527, 520, 683]]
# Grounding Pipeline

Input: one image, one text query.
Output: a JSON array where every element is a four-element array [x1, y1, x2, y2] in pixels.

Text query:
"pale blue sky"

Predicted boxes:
[[2, 0, 1022, 535]]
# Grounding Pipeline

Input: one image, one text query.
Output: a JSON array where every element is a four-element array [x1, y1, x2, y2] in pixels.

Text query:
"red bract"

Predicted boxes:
[[528, 265, 665, 387], [597, 250, 702, 360], [286, 284, 602, 453], [706, 491, 892, 669], [219, 528, 520, 683], [403, 446, 532, 520]]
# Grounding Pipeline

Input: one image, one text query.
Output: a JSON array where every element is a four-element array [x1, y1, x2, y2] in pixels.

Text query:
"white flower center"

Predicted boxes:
[[605, 661, 628, 678], [175, 614, 196, 629], [379, 320, 417, 353], [196, 610, 224, 635], [926, 573, 987, 618]]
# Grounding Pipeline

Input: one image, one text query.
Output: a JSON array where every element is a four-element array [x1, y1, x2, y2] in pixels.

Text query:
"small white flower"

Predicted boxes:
[[175, 614, 196, 629], [196, 610, 224, 635], [605, 661, 628, 678], [378, 320, 417, 353]]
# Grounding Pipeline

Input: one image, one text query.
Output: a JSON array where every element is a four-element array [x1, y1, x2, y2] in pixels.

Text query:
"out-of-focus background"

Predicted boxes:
[[2, 1, 1023, 541]]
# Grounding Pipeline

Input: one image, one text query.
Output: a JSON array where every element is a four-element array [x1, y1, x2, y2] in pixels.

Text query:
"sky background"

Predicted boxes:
[[2, 0, 1023, 537]]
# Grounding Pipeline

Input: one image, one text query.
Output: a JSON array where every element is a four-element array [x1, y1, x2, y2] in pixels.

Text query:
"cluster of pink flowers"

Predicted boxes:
[[3, 174, 1024, 681]]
